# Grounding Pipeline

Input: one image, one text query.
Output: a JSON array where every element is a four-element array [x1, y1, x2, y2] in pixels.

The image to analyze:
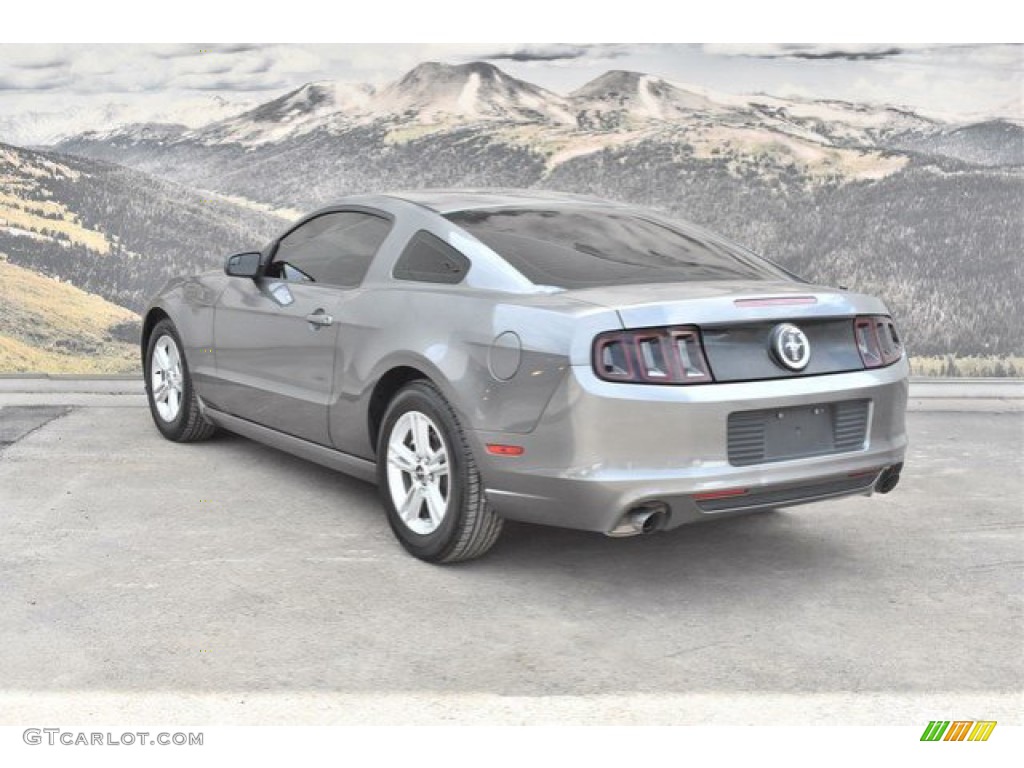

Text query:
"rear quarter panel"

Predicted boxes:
[[327, 286, 620, 460]]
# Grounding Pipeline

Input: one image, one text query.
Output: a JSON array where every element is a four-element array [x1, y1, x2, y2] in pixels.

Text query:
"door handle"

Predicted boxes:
[[306, 310, 334, 328]]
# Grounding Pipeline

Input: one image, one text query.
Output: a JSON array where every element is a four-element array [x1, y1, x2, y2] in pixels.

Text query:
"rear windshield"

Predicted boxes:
[[444, 206, 791, 288]]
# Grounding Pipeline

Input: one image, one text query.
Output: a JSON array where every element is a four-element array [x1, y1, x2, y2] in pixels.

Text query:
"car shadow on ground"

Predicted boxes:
[[206, 425, 858, 590]]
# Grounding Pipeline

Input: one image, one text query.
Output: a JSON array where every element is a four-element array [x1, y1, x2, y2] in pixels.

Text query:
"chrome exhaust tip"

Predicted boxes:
[[606, 503, 668, 537], [630, 507, 665, 534]]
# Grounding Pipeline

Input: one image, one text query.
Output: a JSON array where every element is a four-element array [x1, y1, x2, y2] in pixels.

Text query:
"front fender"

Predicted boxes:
[[142, 273, 227, 391]]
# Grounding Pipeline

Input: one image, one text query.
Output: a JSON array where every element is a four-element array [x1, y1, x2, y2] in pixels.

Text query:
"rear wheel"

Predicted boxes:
[[145, 318, 216, 443], [377, 381, 502, 563]]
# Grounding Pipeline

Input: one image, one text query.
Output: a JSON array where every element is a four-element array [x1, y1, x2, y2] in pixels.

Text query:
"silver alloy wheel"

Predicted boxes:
[[151, 334, 184, 423], [386, 410, 451, 535]]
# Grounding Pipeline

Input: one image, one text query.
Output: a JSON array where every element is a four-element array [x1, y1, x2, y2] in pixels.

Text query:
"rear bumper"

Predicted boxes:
[[472, 360, 909, 533]]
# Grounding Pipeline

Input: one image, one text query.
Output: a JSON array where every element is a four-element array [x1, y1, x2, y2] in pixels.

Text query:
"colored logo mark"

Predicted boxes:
[[920, 720, 997, 742]]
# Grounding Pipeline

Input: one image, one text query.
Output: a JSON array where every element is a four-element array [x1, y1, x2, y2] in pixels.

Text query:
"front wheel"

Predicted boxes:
[[144, 318, 216, 443], [377, 381, 502, 563]]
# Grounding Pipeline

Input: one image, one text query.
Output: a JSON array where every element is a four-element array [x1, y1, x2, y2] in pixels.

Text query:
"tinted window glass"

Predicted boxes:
[[393, 230, 471, 284], [272, 211, 391, 287], [445, 207, 790, 288]]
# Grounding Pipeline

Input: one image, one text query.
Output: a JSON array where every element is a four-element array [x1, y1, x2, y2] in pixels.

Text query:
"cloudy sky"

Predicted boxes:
[[0, 43, 1020, 142]]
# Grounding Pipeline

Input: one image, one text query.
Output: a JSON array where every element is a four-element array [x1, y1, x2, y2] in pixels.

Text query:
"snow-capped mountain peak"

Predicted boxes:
[[572, 70, 717, 116], [188, 80, 374, 146], [376, 61, 575, 125], [242, 81, 375, 124]]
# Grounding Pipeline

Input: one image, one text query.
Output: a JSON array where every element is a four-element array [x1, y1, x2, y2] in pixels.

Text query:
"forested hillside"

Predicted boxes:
[[1, 142, 283, 313]]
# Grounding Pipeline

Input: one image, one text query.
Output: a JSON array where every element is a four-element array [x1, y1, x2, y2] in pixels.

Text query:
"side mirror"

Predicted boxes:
[[225, 252, 262, 278]]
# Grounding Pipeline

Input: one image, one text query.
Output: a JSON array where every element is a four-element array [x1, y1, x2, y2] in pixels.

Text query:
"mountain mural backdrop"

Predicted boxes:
[[2, 61, 1022, 374]]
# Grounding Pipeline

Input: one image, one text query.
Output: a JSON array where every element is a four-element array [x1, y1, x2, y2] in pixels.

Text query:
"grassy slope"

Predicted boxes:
[[0, 257, 139, 373]]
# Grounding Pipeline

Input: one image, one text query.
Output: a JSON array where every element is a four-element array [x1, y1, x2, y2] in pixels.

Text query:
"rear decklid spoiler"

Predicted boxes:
[[561, 280, 889, 329]]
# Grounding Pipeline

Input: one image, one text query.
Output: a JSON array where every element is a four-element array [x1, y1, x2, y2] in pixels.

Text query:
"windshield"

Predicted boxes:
[[444, 206, 792, 289]]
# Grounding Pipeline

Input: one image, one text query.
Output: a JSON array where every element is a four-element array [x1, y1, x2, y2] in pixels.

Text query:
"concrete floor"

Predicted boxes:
[[0, 402, 1020, 724]]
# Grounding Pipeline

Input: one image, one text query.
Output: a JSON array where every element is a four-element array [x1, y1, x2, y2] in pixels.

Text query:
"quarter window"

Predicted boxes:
[[271, 211, 391, 287], [393, 230, 471, 284]]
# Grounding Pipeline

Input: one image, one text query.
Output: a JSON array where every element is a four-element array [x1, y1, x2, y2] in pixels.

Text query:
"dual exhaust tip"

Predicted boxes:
[[875, 463, 903, 494], [607, 503, 668, 538], [607, 463, 903, 537]]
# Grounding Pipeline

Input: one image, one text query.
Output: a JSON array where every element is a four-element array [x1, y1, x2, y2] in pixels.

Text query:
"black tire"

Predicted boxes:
[[376, 380, 503, 563], [144, 318, 217, 443]]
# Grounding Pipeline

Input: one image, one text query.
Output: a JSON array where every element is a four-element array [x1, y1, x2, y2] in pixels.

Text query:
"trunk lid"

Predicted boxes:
[[563, 280, 889, 383]]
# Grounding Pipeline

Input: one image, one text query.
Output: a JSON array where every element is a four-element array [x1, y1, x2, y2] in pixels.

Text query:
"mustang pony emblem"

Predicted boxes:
[[771, 323, 811, 370]]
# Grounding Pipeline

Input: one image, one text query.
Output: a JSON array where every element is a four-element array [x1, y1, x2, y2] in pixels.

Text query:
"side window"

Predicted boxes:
[[272, 211, 392, 287], [393, 230, 471, 284]]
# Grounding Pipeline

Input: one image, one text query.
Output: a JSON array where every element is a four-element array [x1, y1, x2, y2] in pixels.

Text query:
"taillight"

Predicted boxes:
[[854, 315, 903, 368], [593, 326, 713, 384]]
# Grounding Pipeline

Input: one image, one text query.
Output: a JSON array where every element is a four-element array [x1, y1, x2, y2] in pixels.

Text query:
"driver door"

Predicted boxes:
[[212, 210, 392, 446]]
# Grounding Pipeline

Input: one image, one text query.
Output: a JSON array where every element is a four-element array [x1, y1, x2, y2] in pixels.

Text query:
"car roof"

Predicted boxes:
[[382, 188, 631, 214]]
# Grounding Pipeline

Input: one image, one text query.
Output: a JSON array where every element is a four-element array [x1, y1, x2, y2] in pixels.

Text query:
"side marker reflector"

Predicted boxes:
[[486, 444, 524, 456]]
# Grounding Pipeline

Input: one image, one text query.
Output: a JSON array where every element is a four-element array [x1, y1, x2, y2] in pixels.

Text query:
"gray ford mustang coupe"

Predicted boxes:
[[142, 189, 908, 562]]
